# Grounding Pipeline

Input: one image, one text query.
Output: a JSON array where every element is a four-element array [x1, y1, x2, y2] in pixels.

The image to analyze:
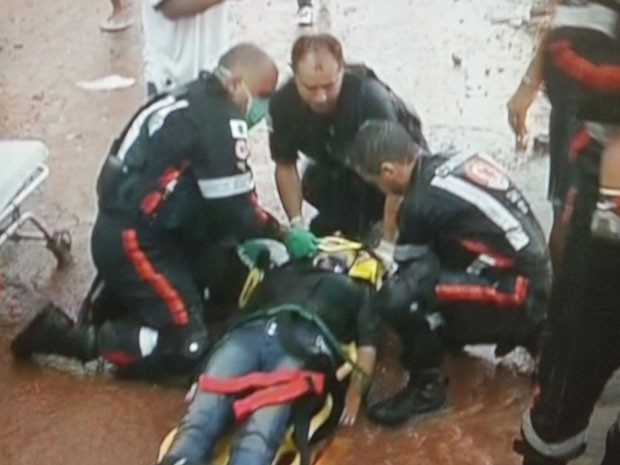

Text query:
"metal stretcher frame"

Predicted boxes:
[[0, 140, 71, 266]]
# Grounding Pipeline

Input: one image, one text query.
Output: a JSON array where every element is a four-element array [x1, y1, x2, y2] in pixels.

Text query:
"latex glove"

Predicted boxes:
[[506, 79, 538, 150], [374, 239, 396, 273], [285, 227, 319, 260]]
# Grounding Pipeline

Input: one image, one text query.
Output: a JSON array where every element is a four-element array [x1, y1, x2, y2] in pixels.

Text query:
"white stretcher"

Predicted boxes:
[[0, 140, 71, 266]]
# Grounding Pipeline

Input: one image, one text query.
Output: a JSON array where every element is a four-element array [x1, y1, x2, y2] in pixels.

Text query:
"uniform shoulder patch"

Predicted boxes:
[[463, 156, 510, 191], [229, 119, 248, 139]]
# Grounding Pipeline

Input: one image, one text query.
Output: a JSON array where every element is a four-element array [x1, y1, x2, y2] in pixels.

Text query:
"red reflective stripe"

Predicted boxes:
[[459, 239, 514, 269], [550, 40, 620, 92], [140, 192, 163, 215], [121, 229, 189, 325], [198, 370, 325, 423], [102, 351, 135, 366], [568, 128, 591, 161], [159, 167, 181, 188], [140, 167, 181, 216], [435, 275, 528, 308]]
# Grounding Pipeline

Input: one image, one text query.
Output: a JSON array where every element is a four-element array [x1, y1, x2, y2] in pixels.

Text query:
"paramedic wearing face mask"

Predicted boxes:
[[11, 44, 307, 381]]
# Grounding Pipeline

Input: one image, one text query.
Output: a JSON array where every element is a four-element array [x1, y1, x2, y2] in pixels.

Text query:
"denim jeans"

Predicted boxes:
[[165, 318, 303, 465]]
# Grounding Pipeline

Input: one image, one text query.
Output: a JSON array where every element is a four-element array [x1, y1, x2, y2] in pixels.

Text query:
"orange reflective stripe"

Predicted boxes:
[[435, 276, 528, 308], [550, 40, 620, 92], [122, 229, 189, 325]]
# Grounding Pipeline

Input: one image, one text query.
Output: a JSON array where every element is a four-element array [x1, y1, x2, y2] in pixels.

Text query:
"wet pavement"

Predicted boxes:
[[0, 0, 618, 464]]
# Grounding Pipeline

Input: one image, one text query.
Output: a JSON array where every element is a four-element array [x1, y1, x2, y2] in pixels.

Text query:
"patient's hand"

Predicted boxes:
[[340, 385, 362, 426]]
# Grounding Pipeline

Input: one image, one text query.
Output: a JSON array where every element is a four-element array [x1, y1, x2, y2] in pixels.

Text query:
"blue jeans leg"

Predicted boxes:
[[165, 327, 262, 462], [228, 353, 303, 465]]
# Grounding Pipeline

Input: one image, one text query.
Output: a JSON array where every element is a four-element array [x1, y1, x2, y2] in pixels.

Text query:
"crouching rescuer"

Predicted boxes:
[[349, 120, 552, 426]]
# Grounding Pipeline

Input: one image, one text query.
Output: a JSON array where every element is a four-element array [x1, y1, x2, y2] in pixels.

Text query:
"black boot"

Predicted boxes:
[[367, 368, 447, 426], [11, 303, 97, 361], [600, 420, 620, 465]]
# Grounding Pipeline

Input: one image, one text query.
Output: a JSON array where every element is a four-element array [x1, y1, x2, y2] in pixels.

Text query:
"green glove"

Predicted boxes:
[[285, 228, 319, 260]]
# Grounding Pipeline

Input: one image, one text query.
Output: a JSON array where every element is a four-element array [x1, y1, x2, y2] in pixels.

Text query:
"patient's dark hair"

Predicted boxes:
[[350, 120, 421, 176], [291, 34, 344, 72]]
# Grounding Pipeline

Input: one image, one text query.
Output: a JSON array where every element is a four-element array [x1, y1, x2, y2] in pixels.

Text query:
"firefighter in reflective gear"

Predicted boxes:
[[10, 43, 290, 380], [269, 33, 427, 253], [348, 120, 552, 426], [157, 237, 379, 465], [513, 2, 620, 463]]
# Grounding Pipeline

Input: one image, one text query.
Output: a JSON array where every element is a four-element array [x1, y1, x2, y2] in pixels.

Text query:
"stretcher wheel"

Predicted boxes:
[[47, 229, 72, 267]]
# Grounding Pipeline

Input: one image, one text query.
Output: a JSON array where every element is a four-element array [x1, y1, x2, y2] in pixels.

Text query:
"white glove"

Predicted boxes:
[[374, 239, 396, 273]]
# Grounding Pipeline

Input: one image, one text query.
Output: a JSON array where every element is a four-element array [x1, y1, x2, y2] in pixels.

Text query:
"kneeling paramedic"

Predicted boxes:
[[349, 120, 552, 426], [157, 237, 379, 465], [514, 3, 620, 464], [11, 44, 317, 380]]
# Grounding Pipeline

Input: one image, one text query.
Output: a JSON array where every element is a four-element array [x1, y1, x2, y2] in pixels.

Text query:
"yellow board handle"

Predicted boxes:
[[317, 236, 362, 253], [238, 267, 264, 308]]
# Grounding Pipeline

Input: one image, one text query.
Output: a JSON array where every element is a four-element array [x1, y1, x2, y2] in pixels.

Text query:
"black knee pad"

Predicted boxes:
[[375, 254, 440, 325], [100, 316, 210, 380]]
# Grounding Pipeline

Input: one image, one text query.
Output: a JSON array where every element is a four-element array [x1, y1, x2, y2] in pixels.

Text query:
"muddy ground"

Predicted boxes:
[[1, 0, 618, 464]]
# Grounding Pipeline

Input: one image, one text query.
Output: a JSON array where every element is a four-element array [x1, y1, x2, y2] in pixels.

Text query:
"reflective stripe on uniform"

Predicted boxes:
[[522, 410, 588, 459], [147, 100, 189, 136], [553, 3, 619, 40], [430, 174, 530, 251], [435, 276, 528, 308], [198, 171, 255, 199], [121, 229, 189, 325], [117, 96, 177, 161]]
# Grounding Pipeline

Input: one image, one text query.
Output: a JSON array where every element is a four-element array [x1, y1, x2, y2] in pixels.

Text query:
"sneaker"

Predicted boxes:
[[367, 369, 447, 426], [590, 199, 620, 242], [297, 6, 313, 26]]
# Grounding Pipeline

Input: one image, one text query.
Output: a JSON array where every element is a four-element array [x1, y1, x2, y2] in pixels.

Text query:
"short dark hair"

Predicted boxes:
[[349, 120, 420, 176], [291, 34, 344, 72]]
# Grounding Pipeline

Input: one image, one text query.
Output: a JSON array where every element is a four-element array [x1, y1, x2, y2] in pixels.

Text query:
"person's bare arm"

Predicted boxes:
[[340, 346, 376, 426], [275, 163, 304, 225], [507, 2, 561, 145], [157, 0, 226, 20]]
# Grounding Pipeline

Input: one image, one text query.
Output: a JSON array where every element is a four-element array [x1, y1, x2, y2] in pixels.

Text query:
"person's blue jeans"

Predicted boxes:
[[165, 319, 303, 465]]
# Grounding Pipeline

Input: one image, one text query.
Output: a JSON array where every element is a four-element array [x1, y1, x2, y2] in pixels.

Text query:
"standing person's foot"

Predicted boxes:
[[100, 9, 133, 32], [297, 6, 313, 26]]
